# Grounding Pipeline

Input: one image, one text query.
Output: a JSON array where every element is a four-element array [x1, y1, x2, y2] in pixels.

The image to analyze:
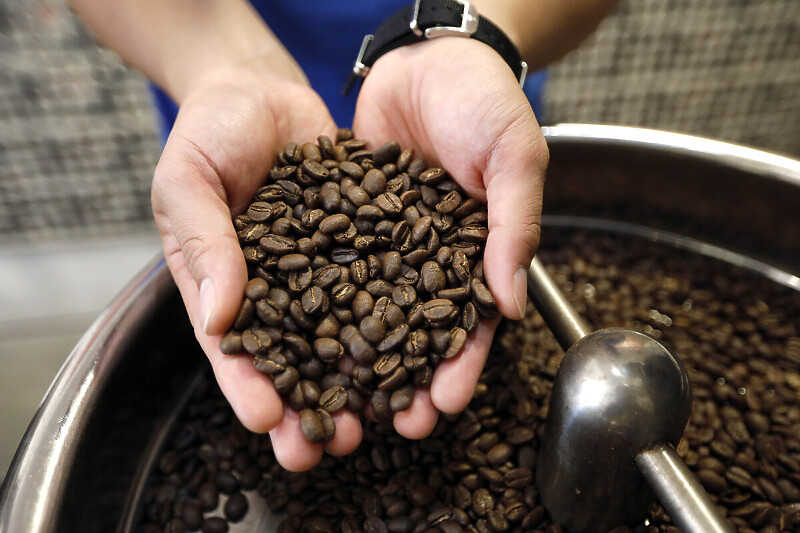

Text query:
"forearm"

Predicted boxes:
[[473, 0, 620, 70], [68, 0, 306, 103]]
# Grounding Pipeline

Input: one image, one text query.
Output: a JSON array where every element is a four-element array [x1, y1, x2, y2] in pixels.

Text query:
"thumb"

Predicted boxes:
[[152, 137, 249, 336], [482, 111, 548, 320]]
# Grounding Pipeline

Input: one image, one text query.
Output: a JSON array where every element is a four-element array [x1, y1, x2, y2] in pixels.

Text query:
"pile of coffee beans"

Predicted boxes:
[[137, 229, 800, 533], [219, 131, 496, 443]]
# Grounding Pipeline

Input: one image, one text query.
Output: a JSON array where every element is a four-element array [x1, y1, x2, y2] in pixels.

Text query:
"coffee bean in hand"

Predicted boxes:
[[221, 132, 497, 442]]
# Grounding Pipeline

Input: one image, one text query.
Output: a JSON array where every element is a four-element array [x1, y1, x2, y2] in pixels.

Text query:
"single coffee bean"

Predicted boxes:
[[219, 331, 243, 355], [418, 167, 446, 185], [317, 408, 336, 441], [442, 327, 468, 359], [299, 409, 326, 443], [360, 315, 386, 344], [373, 141, 401, 166], [241, 328, 272, 356], [319, 213, 351, 234], [382, 251, 403, 280], [320, 386, 348, 413], [201, 517, 229, 533], [197, 481, 219, 511], [350, 259, 370, 286], [283, 332, 313, 359], [390, 384, 414, 412], [245, 277, 270, 300], [436, 191, 462, 214], [331, 282, 357, 306], [374, 352, 402, 378], [246, 201, 273, 222], [330, 247, 359, 264], [471, 278, 495, 308], [314, 338, 345, 363], [352, 291, 375, 322], [301, 285, 329, 315], [278, 253, 311, 271], [273, 367, 300, 394], [377, 324, 410, 352], [421, 262, 447, 294], [438, 287, 471, 303], [255, 298, 283, 326], [376, 192, 404, 215], [363, 169, 388, 197], [370, 389, 392, 421], [421, 299, 459, 327], [392, 285, 417, 308]]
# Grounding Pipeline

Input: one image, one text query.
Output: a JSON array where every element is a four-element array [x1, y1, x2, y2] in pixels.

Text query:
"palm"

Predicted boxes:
[[353, 38, 547, 433], [152, 77, 357, 471]]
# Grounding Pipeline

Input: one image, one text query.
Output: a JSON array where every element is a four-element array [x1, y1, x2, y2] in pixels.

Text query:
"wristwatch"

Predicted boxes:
[[346, 0, 528, 93]]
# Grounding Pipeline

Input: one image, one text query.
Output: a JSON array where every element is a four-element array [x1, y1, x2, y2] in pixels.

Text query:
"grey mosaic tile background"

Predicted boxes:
[[0, 0, 798, 242]]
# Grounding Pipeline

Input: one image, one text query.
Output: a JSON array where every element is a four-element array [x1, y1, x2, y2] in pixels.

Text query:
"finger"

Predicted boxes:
[[393, 388, 439, 439], [430, 317, 500, 414], [164, 237, 284, 433], [152, 136, 248, 337], [323, 410, 363, 456], [481, 110, 548, 320], [270, 407, 324, 471]]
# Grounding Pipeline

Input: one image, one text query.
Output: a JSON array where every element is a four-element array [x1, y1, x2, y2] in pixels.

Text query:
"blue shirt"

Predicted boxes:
[[151, 0, 546, 142]]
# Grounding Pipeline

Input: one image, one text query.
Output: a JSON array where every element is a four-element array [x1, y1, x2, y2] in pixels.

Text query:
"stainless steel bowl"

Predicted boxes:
[[2, 125, 799, 532]]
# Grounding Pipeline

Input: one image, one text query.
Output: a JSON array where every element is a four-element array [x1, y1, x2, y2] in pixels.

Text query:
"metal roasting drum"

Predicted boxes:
[[1, 125, 799, 532]]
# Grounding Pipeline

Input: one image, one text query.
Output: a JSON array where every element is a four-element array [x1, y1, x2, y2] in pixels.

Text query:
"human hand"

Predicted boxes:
[[151, 65, 364, 471], [353, 37, 549, 438]]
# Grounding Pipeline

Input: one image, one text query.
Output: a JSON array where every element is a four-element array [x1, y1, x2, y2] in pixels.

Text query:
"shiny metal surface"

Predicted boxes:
[[2, 124, 799, 532], [527, 256, 591, 350], [637, 444, 734, 533], [536, 328, 693, 533]]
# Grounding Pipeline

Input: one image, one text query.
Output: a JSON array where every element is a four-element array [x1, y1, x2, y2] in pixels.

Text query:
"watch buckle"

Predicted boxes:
[[411, 0, 479, 39], [352, 34, 374, 77]]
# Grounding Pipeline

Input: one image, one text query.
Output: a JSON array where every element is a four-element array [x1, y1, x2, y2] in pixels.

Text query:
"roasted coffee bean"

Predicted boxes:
[[378, 366, 408, 391], [197, 481, 219, 511], [363, 169, 388, 197], [219, 331, 243, 355], [241, 328, 272, 356], [273, 367, 300, 394], [317, 409, 336, 441], [373, 141, 401, 166], [436, 191, 462, 214], [421, 262, 446, 294], [247, 202, 273, 222], [382, 251, 402, 280], [360, 315, 386, 344], [278, 253, 311, 271], [389, 384, 414, 412], [443, 327, 468, 359], [319, 214, 351, 234], [377, 324, 410, 352], [255, 299, 283, 326], [245, 278, 271, 300], [301, 285, 329, 315], [201, 517, 229, 533], [314, 338, 345, 363], [299, 409, 326, 443], [330, 247, 359, 264], [370, 389, 392, 422], [376, 192, 404, 215], [421, 299, 458, 327], [320, 386, 348, 413], [392, 285, 417, 308]]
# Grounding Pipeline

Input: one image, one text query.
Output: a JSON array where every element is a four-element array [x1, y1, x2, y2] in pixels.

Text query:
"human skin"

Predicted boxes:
[[68, 0, 618, 471]]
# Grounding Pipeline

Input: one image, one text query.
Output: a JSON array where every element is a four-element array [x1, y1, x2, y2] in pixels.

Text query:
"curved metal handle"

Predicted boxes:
[[636, 444, 734, 533], [527, 256, 591, 350]]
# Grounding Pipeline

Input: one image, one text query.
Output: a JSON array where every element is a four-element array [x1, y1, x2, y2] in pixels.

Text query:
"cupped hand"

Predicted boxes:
[[353, 37, 549, 438], [151, 65, 362, 471]]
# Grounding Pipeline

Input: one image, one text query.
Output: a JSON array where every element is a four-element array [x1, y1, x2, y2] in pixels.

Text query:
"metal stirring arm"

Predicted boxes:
[[527, 256, 734, 533]]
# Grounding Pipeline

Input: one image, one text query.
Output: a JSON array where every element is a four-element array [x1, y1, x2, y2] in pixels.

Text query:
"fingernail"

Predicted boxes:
[[199, 278, 215, 334], [512, 267, 527, 319]]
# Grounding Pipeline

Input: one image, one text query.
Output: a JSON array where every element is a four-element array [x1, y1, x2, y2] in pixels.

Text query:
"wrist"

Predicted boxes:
[[174, 53, 309, 106]]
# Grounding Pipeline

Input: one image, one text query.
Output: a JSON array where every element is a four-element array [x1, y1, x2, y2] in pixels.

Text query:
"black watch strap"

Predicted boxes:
[[346, 0, 527, 94]]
